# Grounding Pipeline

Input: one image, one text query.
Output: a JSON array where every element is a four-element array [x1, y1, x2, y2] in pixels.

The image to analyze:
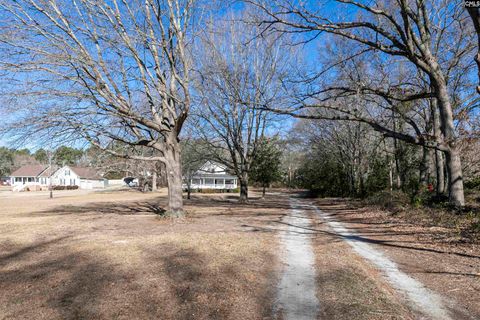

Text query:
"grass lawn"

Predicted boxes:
[[2, 188, 476, 319], [0, 189, 280, 320]]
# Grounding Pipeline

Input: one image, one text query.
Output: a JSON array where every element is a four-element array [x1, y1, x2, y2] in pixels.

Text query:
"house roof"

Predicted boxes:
[[10, 165, 49, 177], [70, 167, 103, 180], [38, 166, 59, 177], [192, 161, 236, 179], [196, 161, 230, 175]]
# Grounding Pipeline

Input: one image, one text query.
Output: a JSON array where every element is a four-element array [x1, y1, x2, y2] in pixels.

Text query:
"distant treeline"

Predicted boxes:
[[0, 146, 86, 177]]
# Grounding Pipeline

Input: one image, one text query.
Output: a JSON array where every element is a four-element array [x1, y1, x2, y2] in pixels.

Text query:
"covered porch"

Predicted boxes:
[[11, 176, 50, 186], [11, 176, 38, 185], [185, 176, 237, 190]]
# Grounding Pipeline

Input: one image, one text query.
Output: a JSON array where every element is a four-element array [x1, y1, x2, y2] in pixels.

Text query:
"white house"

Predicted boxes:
[[184, 161, 237, 190], [52, 166, 107, 189], [10, 165, 55, 190], [10, 165, 107, 190]]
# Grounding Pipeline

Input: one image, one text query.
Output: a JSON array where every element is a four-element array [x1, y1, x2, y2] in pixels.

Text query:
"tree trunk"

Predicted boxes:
[[350, 159, 357, 195], [389, 158, 393, 193], [445, 147, 465, 206], [428, 148, 434, 184], [467, 7, 480, 94], [392, 109, 403, 190], [435, 150, 445, 195], [262, 184, 266, 198], [433, 77, 465, 206], [159, 162, 168, 187], [431, 97, 445, 195], [419, 146, 430, 188], [239, 172, 248, 202], [394, 149, 402, 190], [359, 172, 365, 197], [151, 170, 157, 192], [164, 141, 184, 216]]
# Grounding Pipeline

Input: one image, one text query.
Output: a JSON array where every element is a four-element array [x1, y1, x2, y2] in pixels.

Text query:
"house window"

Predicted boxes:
[[215, 179, 224, 185], [28, 177, 34, 182], [204, 178, 214, 185], [225, 179, 234, 185], [192, 178, 200, 184], [15, 177, 21, 182], [65, 169, 70, 176]]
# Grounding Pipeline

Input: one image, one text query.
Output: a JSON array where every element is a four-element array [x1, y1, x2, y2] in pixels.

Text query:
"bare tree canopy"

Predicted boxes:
[[467, 5, 480, 94], [192, 11, 289, 201], [0, 0, 207, 215], [1, 0, 480, 210], [246, 0, 478, 206]]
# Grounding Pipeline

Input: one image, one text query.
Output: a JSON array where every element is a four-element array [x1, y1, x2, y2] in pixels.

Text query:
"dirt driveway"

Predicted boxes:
[[0, 189, 478, 319]]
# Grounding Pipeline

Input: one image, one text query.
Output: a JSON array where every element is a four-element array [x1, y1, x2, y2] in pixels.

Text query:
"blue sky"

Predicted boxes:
[[0, 0, 476, 151]]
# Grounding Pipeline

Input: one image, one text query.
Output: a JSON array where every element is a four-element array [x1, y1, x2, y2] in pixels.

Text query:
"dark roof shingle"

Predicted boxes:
[[70, 167, 103, 180], [10, 165, 49, 177]]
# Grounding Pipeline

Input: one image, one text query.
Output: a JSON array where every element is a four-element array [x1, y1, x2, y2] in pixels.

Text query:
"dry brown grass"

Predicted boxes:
[[3, 188, 474, 319], [364, 190, 480, 242], [0, 189, 279, 320], [312, 198, 480, 319], [298, 206, 412, 320]]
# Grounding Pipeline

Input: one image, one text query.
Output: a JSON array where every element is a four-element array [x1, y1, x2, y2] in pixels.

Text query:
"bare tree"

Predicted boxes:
[[467, 5, 480, 94], [193, 13, 288, 201], [180, 137, 207, 199], [247, 0, 476, 206], [0, 0, 204, 215], [292, 112, 384, 196]]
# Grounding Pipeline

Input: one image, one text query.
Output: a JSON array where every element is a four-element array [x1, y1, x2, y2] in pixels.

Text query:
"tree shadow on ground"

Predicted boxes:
[[0, 237, 119, 319], [0, 235, 278, 319], [0, 236, 69, 267], [240, 209, 480, 260], [185, 194, 292, 211], [30, 193, 291, 222], [143, 244, 276, 320], [156, 247, 233, 319], [314, 269, 409, 320], [0, 237, 185, 319], [30, 200, 167, 216]]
